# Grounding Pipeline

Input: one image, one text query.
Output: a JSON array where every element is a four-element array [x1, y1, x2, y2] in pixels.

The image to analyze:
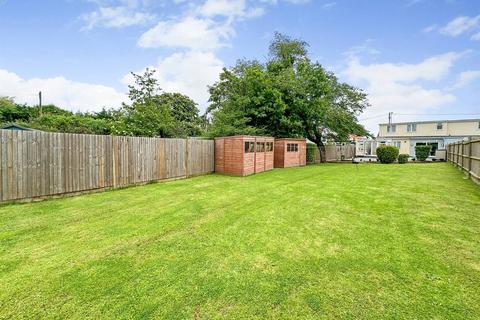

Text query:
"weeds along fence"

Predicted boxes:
[[0, 130, 214, 202], [447, 139, 480, 185]]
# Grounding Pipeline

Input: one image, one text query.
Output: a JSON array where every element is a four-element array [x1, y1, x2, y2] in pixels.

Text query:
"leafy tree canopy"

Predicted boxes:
[[116, 69, 202, 137], [206, 32, 370, 160]]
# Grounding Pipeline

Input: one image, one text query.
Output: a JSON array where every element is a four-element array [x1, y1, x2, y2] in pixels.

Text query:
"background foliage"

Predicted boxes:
[[398, 154, 409, 164], [0, 70, 202, 138]]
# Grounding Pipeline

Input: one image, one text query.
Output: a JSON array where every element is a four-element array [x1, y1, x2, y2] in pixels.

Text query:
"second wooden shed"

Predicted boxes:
[[215, 135, 274, 176], [274, 138, 307, 168]]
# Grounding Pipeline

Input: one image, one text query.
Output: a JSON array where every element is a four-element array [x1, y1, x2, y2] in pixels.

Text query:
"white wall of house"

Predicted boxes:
[[378, 119, 480, 138], [376, 119, 480, 158]]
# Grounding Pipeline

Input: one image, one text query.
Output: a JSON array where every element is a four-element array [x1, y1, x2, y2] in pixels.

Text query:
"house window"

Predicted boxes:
[[437, 122, 443, 130], [256, 142, 265, 152], [393, 141, 401, 148], [478, 121, 480, 129], [387, 125, 396, 133], [407, 123, 417, 132], [244, 142, 254, 153]]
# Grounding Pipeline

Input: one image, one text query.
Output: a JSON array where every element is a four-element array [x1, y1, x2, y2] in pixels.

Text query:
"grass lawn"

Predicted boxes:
[[0, 163, 479, 319]]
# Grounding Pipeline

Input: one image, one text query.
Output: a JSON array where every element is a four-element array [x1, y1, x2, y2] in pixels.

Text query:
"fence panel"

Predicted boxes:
[[448, 139, 480, 185], [0, 130, 214, 202], [325, 144, 355, 162]]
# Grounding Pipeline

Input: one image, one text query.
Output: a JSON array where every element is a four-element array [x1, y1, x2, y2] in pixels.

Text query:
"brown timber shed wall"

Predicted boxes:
[[274, 138, 307, 168], [215, 136, 274, 176]]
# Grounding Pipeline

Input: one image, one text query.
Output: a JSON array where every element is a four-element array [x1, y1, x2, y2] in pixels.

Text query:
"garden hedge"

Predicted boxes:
[[415, 145, 431, 161], [376, 145, 399, 164], [306, 144, 317, 163], [398, 154, 409, 164]]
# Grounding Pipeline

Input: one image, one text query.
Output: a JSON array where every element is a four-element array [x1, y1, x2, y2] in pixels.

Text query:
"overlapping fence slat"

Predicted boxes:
[[447, 139, 480, 185], [0, 130, 214, 202]]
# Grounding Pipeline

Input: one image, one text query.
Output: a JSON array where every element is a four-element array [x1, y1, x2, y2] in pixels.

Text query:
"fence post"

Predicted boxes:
[[185, 138, 189, 178], [458, 142, 461, 166], [453, 142, 458, 167], [467, 138, 472, 179]]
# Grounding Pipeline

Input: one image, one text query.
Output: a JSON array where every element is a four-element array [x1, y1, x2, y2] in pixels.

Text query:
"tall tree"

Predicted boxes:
[[156, 93, 201, 137], [207, 33, 369, 161], [116, 69, 174, 137]]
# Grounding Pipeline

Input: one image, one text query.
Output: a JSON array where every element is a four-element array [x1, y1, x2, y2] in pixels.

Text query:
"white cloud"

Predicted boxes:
[[322, 2, 336, 9], [81, 5, 155, 29], [439, 14, 480, 37], [123, 51, 223, 111], [471, 31, 480, 40], [422, 24, 437, 33], [138, 16, 234, 50], [283, 0, 311, 3], [199, 0, 263, 18], [343, 53, 463, 133], [257, 0, 308, 3], [345, 39, 381, 58], [451, 70, 480, 89], [138, 0, 267, 50], [406, 0, 424, 6], [0, 69, 126, 112], [346, 52, 464, 84]]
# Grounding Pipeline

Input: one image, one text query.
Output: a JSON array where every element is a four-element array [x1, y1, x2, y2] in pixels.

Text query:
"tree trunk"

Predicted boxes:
[[317, 142, 326, 163], [308, 133, 327, 163]]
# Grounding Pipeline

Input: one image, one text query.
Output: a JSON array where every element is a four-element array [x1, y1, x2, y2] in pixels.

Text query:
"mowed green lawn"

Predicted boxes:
[[0, 163, 479, 319]]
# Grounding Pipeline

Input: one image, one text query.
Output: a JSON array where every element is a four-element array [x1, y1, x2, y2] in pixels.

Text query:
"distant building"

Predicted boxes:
[[0, 123, 34, 131], [377, 119, 480, 157]]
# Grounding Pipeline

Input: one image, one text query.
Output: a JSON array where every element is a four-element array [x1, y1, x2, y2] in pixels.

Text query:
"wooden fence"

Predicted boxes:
[[306, 143, 356, 164], [325, 144, 356, 162], [0, 130, 214, 202], [447, 139, 480, 185]]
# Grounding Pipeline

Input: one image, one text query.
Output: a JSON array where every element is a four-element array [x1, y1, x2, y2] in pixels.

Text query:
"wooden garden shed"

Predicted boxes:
[[274, 138, 307, 168], [215, 136, 274, 176]]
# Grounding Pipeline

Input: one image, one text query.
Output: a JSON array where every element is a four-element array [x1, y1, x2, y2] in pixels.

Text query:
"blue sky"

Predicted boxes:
[[0, 0, 479, 133]]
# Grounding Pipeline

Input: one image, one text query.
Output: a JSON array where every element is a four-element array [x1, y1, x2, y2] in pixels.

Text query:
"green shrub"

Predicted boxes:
[[376, 145, 399, 164], [398, 154, 409, 164], [415, 145, 431, 161], [306, 144, 317, 163]]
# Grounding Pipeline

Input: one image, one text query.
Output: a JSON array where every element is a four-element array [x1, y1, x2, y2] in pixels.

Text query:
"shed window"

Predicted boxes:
[[265, 142, 273, 152], [287, 143, 299, 152], [256, 142, 265, 152], [244, 141, 254, 153]]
